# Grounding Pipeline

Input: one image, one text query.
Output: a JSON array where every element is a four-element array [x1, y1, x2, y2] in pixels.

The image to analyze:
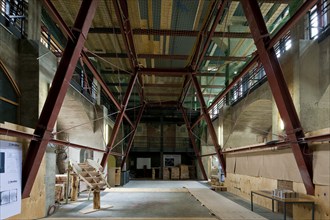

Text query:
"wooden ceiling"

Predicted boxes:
[[49, 0, 290, 120]]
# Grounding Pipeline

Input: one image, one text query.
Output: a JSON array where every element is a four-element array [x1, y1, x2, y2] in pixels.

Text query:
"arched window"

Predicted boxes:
[[0, 61, 20, 124]]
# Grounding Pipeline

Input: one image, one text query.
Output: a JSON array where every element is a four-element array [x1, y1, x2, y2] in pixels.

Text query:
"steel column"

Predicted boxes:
[[241, 0, 314, 195], [22, 0, 99, 198], [100, 73, 139, 167], [180, 106, 208, 180], [191, 75, 226, 175], [120, 103, 146, 170]]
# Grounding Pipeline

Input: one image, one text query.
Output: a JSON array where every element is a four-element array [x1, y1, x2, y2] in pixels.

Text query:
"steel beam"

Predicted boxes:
[[197, 0, 318, 124], [89, 27, 252, 38], [241, 0, 314, 195], [101, 73, 139, 167], [191, 74, 226, 175], [81, 54, 134, 127], [191, 56, 259, 129], [120, 103, 146, 170], [22, 0, 99, 198], [88, 52, 246, 61], [179, 0, 229, 106], [180, 106, 208, 180], [139, 68, 190, 76], [195, 0, 229, 70], [42, 0, 134, 127], [2, 127, 328, 158], [0, 128, 123, 154], [112, 0, 144, 101]]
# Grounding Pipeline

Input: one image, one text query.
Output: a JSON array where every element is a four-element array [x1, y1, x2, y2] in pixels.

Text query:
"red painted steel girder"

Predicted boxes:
[[101, 73, 139, 167], [180, 0, 229, 107], [120, 103, 146, 170], [89, 27, 252, 38], [196, 0, 229, 70], [222, 132, 330, 154], [88, 52, 247, 62], [42, 0, 134, 127], [112, 0, 144, 101], [180, 106, 208, 180], [191, 75, 226, 176], [139, 68, 190, 76], [0, 128, 122, 154], [2, 127, 328, 158], [192, 0, 318, 129], [81, 54, 134, 127], [241, 0, 314, 195], [191, 56, 259, 129], [22, 0, 99, 199]]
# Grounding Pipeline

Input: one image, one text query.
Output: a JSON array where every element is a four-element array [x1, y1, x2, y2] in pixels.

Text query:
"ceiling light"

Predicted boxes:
[[207, 67, 218, 71]]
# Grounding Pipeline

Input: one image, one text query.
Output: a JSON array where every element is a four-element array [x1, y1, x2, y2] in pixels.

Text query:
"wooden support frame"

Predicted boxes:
[[22, 0, 99, 198], [241, 0, 314, 195]]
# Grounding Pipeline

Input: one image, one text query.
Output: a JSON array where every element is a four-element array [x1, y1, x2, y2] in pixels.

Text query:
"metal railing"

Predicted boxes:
[[210, 32, 292, 119], [0, 0, 27, 38], [40, 24, 99, 104]]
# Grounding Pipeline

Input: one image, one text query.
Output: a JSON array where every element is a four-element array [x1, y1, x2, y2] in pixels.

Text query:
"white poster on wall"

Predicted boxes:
[[0, 140, 22, 219], [163, 154, 181, 167]]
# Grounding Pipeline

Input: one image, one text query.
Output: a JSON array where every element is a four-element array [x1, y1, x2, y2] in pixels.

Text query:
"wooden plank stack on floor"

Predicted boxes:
[[180, 165, 189, 179], [163, 168, 170, 180], [170, 167, 180, 180]]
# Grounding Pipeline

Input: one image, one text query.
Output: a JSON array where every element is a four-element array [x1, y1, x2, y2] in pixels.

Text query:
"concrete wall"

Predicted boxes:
[[205, 18, 330, 220]]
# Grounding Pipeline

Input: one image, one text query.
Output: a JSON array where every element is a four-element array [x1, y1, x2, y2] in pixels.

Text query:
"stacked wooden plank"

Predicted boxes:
[[170, 167, 180, 179], [55, 174, 67, 201], [180, 165, 189, 179], [163, 168, 170, 180], [210, 175, 221, 186], [210, 175, 227, 191]]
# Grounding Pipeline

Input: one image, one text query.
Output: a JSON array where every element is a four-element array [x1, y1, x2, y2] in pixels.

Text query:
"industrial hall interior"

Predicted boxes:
[[0, 0, 329, 219]]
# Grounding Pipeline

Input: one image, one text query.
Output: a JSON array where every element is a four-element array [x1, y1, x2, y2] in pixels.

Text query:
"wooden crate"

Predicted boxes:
[[55, 184, 65, 201], [170, 167, 180, 180], [180, 165, 189, 179], [211, 185, 227, 191], [163, 168, 170, 180]]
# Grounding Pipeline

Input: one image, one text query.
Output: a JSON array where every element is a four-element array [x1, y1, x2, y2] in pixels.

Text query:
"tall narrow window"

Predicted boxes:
[[0, 61, 20, 124]]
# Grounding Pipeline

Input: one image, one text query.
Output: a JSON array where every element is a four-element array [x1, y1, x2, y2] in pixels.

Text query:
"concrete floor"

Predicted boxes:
[[46, 181, 215, 219], [45, 180, 289, 220]]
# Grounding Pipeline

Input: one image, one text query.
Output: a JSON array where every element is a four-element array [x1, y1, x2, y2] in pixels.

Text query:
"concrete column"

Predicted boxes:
[[27, 0, 41, 42], [18, 40, 39, 128]]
